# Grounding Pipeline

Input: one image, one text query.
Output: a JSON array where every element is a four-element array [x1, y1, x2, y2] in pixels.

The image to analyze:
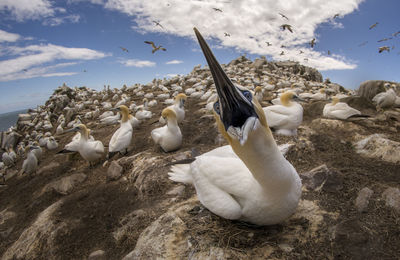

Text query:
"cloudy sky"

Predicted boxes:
[[0, 0, 399, 113]]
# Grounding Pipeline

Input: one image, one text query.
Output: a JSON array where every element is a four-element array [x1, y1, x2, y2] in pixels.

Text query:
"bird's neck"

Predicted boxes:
[[121, 111, 129, 123], [166, 117, 179, 131], [80, 129, 89, 140], [231, 121, 294, 194]]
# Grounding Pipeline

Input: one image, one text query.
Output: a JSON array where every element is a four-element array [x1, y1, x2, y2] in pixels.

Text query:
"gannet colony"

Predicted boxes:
[[0, 29, 400, 259]]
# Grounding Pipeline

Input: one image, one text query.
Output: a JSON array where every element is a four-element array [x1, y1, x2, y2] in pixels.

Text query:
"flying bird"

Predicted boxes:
[[281, 24, 293, 33], [328, 50, 331, 55], [358, 41, 368, 47], [333, 13, 340, 19], [23, 69, 28, 72], [279, 13, 288, 20], [224, 32, 230, 37], [378, 46, 390, 53], [212, 8, 222, 12], [310, 38, 316, 48], [280, 51, 285, 55], [144, 41, 167, 53], [119, 46, 129, 52], [266, 42, 272, 46], [369, 22, 378, 30], [153, 20, 164, 29], [299, 50, 304, 54], [281, 44, 286, 48], [304, 58, 308, 61], [393, 31, 400, 37], [377, 37, 392, 42]]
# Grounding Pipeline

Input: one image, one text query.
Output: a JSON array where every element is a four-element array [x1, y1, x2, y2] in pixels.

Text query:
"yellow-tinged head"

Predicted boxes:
[[118, 105, 130, 122], [280, 91, 297, 106], [331, 97, 339, 105], [175, 93, 187, 101], [319, 88, 325, 94], [255, 86, 262, 93], [162, 107, 177, 120]]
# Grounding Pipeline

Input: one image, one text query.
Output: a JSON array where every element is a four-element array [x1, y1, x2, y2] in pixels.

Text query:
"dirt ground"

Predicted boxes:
[[0, 91, 399, 259]]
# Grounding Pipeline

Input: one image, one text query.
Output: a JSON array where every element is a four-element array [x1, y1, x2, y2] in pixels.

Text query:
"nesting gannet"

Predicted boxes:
[[109, 105, 133, 156], [100, 112, 120, 125], [135, 102, 153, 120], [64, 124, 104, 166], [46, 137, 59, 150], [21, 145, 39, 174], [372, 88, 396, 110], [168, 28, 301, 226], [323, 97, 362, 120], [31, 141, 42, 161], [309, 88, 327, 101], [263, 91, 303, 136], [159, 93, 187, 124], [152, 108, 182, 152], [2, 148, 15, 167]]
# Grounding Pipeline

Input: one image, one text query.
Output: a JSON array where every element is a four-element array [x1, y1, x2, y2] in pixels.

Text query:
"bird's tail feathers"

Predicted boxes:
[[168, 164, 192, 184]]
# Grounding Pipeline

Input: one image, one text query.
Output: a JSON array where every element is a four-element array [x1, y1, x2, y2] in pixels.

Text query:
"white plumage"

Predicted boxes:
[[323, 98, 361, 120], [152, 108, 182, 152]]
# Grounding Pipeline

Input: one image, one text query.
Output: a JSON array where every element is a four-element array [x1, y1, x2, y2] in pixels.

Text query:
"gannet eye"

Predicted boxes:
[[214, 101, 220, 114], [242, 90, 252, 100]]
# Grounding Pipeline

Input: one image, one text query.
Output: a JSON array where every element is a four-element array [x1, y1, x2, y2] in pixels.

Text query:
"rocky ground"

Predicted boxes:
[[0, 56, 400, 259]]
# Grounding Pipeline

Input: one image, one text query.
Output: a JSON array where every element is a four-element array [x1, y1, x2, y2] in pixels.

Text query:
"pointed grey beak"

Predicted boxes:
[[64, 127, 79, 133], [194, 27, 257, 131]]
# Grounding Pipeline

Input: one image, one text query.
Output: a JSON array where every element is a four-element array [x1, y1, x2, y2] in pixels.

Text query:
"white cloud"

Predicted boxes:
[[0, 0, 54, 21], [0, 29, 20, 42], [166, 60, 183, 65], [42, 14, 81, 26], [0, 43, 108, 82], [119, 59, 156, 67], [103, 0, 363, 71]]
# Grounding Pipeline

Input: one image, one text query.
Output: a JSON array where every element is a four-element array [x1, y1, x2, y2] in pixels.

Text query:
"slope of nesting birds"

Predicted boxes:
[[1, 56, 400, 259]]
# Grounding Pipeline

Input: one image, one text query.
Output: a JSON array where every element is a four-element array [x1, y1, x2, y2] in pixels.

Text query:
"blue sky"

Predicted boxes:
[[0, 0, 399, 113]]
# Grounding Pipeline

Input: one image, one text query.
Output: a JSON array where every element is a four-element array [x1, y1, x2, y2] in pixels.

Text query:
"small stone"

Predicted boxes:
[[301, 164, 343, 192], [88, 250, 106, 260], [107, 161, 123, 181], [49, 173, 87, 195], [166, 185, 185, 196], [278, 243, 293, 253], [382, 187, 400, 212], [355, 187, 374, 212]]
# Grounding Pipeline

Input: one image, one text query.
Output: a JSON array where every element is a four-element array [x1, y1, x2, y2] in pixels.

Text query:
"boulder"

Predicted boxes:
[[382, 187, 400, 212], [355, 134, 400, 164], [357, 80, 386, 101], [107, 161, 123, 181]]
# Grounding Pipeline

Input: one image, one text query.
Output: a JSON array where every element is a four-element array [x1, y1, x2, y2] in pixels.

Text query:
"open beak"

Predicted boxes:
[[194, 27, 257, 136]]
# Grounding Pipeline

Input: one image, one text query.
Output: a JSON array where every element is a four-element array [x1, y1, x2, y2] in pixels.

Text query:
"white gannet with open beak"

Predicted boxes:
[[263, 91, 303, 136], [159, 93, 187, 124], [323, 97, 362, 120], [21, 145, 39, 174], [108, 105, 133, 156], [64, 124, 104, 166], [152, 107, 182, 152], [168, 28, 301, 226]]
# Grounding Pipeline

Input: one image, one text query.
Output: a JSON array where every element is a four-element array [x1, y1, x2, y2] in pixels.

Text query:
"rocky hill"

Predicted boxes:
[[1, 56, 400, 259]]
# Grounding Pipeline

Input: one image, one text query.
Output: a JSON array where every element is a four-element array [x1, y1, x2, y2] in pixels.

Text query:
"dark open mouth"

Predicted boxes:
[[193, 27, 257, 131]]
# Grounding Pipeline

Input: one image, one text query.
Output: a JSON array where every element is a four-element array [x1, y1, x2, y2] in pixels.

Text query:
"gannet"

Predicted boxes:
[[254, 86, 263, 103], [263, 91, 303, 136], [168, 28, 301, 226], [309, 89, 327, 101], [31, 141, 42, 161], [100, 112, 120, 125], [323, 97, 362, 120], [108, 105, 133, 156], [372, 88, 396, 110], [2, 148, 15, 167], [159, 93, 187, 124], [64, 124, 104, 166], [21, 145, 39, 174], [152, 108, 182, 152], [46, 136, 59, 150], [135, 103, 152, 120], [144, 41, 166, 53]]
